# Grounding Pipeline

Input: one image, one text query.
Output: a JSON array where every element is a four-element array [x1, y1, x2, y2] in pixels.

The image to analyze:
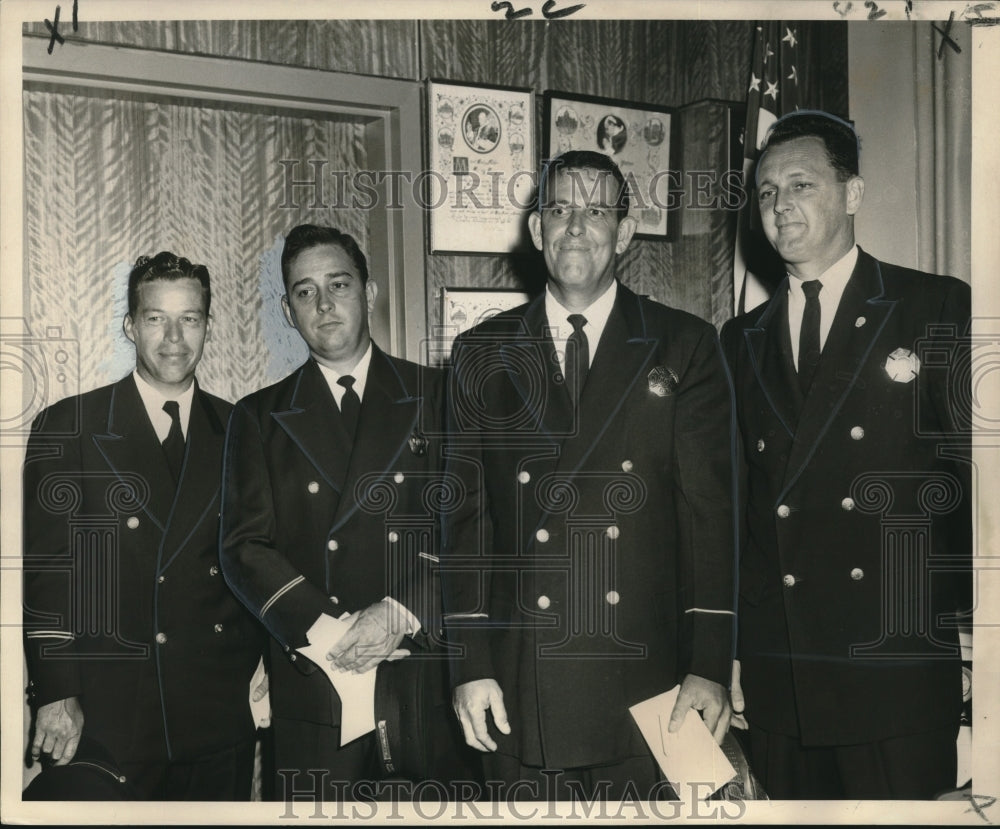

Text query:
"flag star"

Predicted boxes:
[[764, 43, 774, 63], [765, 80, 779, 100], [749, 73, 761, 93], [783, 27, 797, 48], [787, 65, 799, 84]]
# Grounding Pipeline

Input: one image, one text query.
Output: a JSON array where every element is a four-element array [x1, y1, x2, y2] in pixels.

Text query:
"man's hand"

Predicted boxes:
[[31, 696, 84, 766], [453, 679, 511, 752], [666, 673, 731, 744], [730, 659, 748, 730], [252, 669, 269, 703], [327, 601, 407, 674]]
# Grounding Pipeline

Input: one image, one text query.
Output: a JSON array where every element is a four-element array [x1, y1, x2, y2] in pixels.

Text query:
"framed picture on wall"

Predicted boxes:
[[432, 287, 531, 364], [543, 91, 674, 239], [427, 80, 535, 255]]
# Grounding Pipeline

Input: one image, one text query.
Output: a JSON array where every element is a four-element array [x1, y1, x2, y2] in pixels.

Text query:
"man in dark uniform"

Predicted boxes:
[[721, 110, 971, 799], [23, 252, 263, 799], [220, 225, 452, 798], [441, 151, 737, 800]]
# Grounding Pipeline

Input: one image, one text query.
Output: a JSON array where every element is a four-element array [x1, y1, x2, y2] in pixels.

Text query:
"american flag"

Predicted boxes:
[[734, 22, 803, 315]]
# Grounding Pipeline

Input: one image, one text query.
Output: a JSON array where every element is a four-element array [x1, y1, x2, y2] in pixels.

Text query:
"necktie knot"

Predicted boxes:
[[162, 399, 181, 423], [568, 313, 588, 334], [337, 375, 356, 394], [802, 279, 823, 300]]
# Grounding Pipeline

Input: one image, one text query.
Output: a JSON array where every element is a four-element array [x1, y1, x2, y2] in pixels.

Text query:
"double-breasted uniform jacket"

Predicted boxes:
[[220, 347, 445, 727], [22, 375, 262, 764], [720, 247, 972, 746], [441, 282, 737, 770]]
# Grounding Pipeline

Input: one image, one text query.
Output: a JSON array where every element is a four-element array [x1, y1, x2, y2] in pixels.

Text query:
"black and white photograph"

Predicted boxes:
[[1, 0, 997, 824]]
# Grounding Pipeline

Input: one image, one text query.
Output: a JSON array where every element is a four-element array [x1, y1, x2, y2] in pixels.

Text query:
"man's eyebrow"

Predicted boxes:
[[289, 271, 353, 289]]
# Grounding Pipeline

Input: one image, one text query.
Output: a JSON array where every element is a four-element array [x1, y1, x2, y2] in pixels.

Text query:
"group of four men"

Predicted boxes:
[[23, 110, 970, 802]]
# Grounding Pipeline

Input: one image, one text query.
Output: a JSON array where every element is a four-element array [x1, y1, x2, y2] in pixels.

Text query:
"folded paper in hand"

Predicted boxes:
[[629, 685, 736, 799], [297, 613, 407, 746]]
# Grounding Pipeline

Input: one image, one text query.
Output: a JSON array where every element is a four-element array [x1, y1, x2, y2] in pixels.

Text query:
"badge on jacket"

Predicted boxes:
[[408, 431, 428, 456], [884, 347, 920, 383], [648, 366, 679, 397]]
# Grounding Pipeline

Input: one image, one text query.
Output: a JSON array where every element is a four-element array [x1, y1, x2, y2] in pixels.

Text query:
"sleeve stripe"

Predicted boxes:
[[443, 612, 489, 620], [418, 552, 440, 563], [261, 575, 305, 616], [25, 631, 74, 640], [684, 608, 736, 615]]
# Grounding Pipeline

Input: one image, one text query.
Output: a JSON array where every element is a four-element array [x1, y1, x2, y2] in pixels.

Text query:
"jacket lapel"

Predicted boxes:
[[91, 375, 174, 531], [498, 295, 574, 443], [159, 387, 227, 572], [780, 249, 897, 497], [554, 286, 658, 475], [272, 360, 351, 495], [744, 279, 800, 439], [332, 347, 421, 530]]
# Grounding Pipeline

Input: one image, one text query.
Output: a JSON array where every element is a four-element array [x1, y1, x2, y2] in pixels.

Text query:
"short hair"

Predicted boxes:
[[127, 252, 211, 317], [280, 224, 370, 288], [760, 110, 860, 181], [537, 150, 630, 220]]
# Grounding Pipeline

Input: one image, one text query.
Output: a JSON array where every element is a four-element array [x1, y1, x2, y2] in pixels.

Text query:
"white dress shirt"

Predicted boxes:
[[133, 371, 195, 441], [544, 279, 618, 371], [786, 245, 858, 370]]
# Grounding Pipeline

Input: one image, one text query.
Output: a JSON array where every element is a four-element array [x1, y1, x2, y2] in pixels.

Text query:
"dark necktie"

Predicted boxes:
[[337, 375, 361, 443], [566, 313, 589, 403], [161, 400, 185, 484], [798, 279, 823, 395]]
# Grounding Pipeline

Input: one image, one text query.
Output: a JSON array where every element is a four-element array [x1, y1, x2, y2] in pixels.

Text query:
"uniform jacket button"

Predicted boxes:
[[388, 531, 399, 543], [394, 472, 405, 484], [289, 653, 297, 662], [850, 426, 865, 440], [307, 481, 319, 494], [155, 632, 167, 644], [621, 460, 633, 472], [517, 471, 531, 484], [757, 439, 765, 452], [606, 525, 620, 540], [782, 574, 796, 588], [157, 575, 165, 584], [777, 504, 791, 518], [850, 568, 864, 581], [327, 539, 339, 551], [214, 623, 224, 633], [536, 529, 549, 543], [841, 497, 855, 511], [126, 516, 140, 529], [209, 565, 220, 576], [537, 595, 551, 610], [605, 590, 620, 605], [330, 595, 340, 605]]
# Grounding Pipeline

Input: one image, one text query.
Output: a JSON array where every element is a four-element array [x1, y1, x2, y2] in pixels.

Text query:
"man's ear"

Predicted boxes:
[[614, 215, 638, 254], [365, 279, 378, 314], [280, 294, 296, 328], [528, 211, 544, 252], [123, 314, 135, 344], [846, 175, 865, 216], [205, 314, 213, 343]]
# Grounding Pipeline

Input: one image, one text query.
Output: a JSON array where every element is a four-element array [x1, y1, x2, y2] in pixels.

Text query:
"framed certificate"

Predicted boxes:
[[544, 91, 675, 239], [427, 80, 535, 254]]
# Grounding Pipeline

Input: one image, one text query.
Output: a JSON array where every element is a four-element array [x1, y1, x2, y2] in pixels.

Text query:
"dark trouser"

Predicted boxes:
[[118, 738, 255, 800], [271, 717, 382, 802], [748, 723, 958, 799], [483, 752, 676, 802]]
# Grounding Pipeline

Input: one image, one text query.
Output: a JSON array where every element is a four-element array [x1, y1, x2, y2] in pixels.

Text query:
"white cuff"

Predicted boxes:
[[382, 596, 421, 636]]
